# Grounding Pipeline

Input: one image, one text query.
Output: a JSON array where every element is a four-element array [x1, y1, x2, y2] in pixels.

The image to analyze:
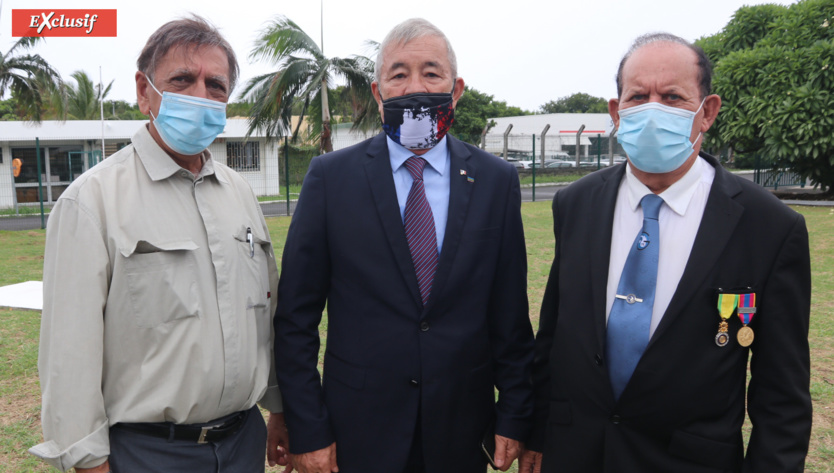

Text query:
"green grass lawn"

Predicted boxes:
[[0, 204, 832, 472]]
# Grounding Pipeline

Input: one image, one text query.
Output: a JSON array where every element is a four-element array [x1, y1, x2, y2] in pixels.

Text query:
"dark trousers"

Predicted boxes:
[[109, 406, 266, 473]]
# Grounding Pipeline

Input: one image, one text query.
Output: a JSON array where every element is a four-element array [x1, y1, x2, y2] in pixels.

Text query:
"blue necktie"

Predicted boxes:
[[606, 193, 664, 400]]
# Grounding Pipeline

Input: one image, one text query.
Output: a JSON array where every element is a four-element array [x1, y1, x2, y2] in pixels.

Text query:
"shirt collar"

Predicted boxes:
[[624, 156, 705, 216], [387, 135, 448, 175], [133, 124, 223, 183]]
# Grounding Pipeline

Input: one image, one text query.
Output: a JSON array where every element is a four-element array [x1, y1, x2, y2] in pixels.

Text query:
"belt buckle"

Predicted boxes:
[[197, 424, 223, 444]]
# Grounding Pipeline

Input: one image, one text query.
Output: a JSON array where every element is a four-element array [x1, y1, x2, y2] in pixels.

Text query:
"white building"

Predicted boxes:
[[0, 118, 282, 209], [484, 113, 617, 161]]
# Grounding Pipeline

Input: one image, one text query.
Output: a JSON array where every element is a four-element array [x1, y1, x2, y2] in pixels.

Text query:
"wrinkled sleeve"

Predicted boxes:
[[29, 198, 111, 471], [256, 193, 284, 414]]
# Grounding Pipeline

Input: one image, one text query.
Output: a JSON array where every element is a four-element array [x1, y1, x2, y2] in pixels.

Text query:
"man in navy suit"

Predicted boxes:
[[274, 18, 535, 473], [520, 33, 812, 473]]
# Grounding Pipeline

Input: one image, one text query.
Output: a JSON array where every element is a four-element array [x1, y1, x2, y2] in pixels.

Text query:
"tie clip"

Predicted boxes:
[[616, 294, 643, 304]]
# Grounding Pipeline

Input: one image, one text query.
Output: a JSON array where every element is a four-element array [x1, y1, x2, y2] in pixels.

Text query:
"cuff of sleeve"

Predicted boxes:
[[495, 415, 532, 444], [28, 420, 109, 472], [258, 385, 284, 414]]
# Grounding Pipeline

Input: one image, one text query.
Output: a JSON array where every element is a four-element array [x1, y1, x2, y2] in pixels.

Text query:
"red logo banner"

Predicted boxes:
[[12, 9, 117, 37]]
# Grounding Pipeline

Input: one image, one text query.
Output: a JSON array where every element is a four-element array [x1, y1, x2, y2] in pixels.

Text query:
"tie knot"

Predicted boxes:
[[641, 194, 663, 220], [404, 156, 427, 181]]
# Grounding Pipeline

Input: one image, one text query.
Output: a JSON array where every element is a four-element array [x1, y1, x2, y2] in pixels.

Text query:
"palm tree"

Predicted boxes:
[[66, 70, 113, 120], [242, 16, 378, 153], [0, 37, 63, 121]]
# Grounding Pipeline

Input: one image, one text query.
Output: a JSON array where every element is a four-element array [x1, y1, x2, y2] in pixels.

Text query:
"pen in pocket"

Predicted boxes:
[[246, 227, 254, 257]]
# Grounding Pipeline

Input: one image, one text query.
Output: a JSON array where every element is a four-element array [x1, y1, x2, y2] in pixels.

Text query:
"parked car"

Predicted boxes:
[[510, 159, 532, 169], [545, 160, 575, 168]]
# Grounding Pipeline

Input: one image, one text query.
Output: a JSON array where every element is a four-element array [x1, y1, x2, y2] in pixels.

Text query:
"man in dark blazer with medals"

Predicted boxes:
[[274, 18, 534, 473], [520, 33, 812, 473]]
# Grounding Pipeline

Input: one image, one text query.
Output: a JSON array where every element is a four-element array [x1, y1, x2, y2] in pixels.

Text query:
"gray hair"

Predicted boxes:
[[137, 15, 239, 92], [374, 18, 457, 84], [616, 32, 713, 99]]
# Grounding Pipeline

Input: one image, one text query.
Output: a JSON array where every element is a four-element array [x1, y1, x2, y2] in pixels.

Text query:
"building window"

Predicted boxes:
[[226, 141, 260, 172]]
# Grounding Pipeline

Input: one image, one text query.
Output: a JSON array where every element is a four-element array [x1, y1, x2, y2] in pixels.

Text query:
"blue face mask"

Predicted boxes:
[[617, 100, 704, 174], [148, 80, 227, 156]]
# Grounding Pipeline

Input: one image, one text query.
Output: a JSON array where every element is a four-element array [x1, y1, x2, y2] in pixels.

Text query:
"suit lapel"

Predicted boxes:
[[363, 133, 423, 310], [424, 136, 473, 315], [590, 165, 626, 349], [646, 155, 744, 348]]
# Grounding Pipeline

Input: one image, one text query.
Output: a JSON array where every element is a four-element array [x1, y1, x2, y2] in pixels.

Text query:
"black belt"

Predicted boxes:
[[114, 411, 247, 444]]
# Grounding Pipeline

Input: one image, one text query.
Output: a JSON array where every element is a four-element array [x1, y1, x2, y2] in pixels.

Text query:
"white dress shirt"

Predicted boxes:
[[606, 157, 715, 336]]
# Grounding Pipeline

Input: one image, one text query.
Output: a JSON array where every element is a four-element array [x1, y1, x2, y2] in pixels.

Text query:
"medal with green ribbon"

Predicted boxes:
[[736, 292, 757, 347], [715, 292, 738, 347]]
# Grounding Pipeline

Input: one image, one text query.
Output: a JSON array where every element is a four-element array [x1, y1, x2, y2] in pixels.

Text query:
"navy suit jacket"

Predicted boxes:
[[529, 153, 812, 472], [274, 133, 535, 473]]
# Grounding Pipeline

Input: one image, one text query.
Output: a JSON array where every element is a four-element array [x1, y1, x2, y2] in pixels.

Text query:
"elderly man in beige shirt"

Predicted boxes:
[[29, 16, 290, 473]]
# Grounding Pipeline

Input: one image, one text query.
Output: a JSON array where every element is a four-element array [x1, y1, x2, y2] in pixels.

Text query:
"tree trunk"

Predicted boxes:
[[321, 78, 333, 153]]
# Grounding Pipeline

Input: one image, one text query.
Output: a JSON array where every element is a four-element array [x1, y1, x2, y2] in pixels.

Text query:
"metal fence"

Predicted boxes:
[[752, 155, 806, 190], [472, 132, 626, 168], [0, 130, 810, 231]]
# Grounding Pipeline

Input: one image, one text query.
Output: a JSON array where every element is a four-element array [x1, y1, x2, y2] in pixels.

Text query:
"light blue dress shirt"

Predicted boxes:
[[387, 136, 450, 253]]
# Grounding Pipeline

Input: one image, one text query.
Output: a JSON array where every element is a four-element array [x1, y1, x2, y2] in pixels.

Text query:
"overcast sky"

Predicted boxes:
[[1, 0, 797, 112]]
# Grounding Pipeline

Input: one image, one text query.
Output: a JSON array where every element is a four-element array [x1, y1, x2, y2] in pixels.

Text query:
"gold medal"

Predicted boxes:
[[737, 325, 754, 347], [736, 293, 757, 347]]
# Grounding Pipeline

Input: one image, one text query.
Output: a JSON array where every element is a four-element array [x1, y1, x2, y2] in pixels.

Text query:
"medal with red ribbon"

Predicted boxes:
[[736, 292, 757, 347]]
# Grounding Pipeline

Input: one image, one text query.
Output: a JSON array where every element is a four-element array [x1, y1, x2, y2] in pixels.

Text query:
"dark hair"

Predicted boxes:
[[137, 15, 239, 92], [616, 32, 713, 99]]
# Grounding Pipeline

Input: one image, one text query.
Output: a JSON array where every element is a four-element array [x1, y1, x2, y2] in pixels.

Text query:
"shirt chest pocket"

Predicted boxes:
[[121, 240, 201, 328], [232, 226, 271, 314]]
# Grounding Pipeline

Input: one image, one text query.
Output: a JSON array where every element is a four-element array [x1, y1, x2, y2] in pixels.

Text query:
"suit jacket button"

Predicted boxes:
[[410, 379, 419, 387], [594, 354, 603, 366], [420, 321, 430, 332], [610, 415, 621, 425]]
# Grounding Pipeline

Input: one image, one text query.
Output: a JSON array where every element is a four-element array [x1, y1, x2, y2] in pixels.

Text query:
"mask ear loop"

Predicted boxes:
[[145, 77, 164, 121], [694, 97, 707, 115], [691, 97, 708, 147]]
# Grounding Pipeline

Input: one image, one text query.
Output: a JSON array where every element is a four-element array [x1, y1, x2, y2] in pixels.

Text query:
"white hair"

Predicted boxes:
[[374, 18, 457, 83]]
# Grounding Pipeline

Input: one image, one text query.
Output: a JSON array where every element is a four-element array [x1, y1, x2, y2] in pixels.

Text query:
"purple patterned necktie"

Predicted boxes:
[[403, 156, 438, 306]]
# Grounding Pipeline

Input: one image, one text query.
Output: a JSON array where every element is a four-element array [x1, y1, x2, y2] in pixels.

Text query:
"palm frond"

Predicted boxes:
[[246, 16, 379, 150], [249, 16, 322, 66], [0, 38, 63, 122], [330, 56, 380, 133], [5, 37, 43, 57]]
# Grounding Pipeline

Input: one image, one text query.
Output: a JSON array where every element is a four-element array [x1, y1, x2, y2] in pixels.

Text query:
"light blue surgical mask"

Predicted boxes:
[[148, 80, 227, 156], [617, 100, 704, 174]]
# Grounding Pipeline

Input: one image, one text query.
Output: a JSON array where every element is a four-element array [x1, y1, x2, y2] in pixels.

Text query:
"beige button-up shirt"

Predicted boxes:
[[30, 125, 282, 471]]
